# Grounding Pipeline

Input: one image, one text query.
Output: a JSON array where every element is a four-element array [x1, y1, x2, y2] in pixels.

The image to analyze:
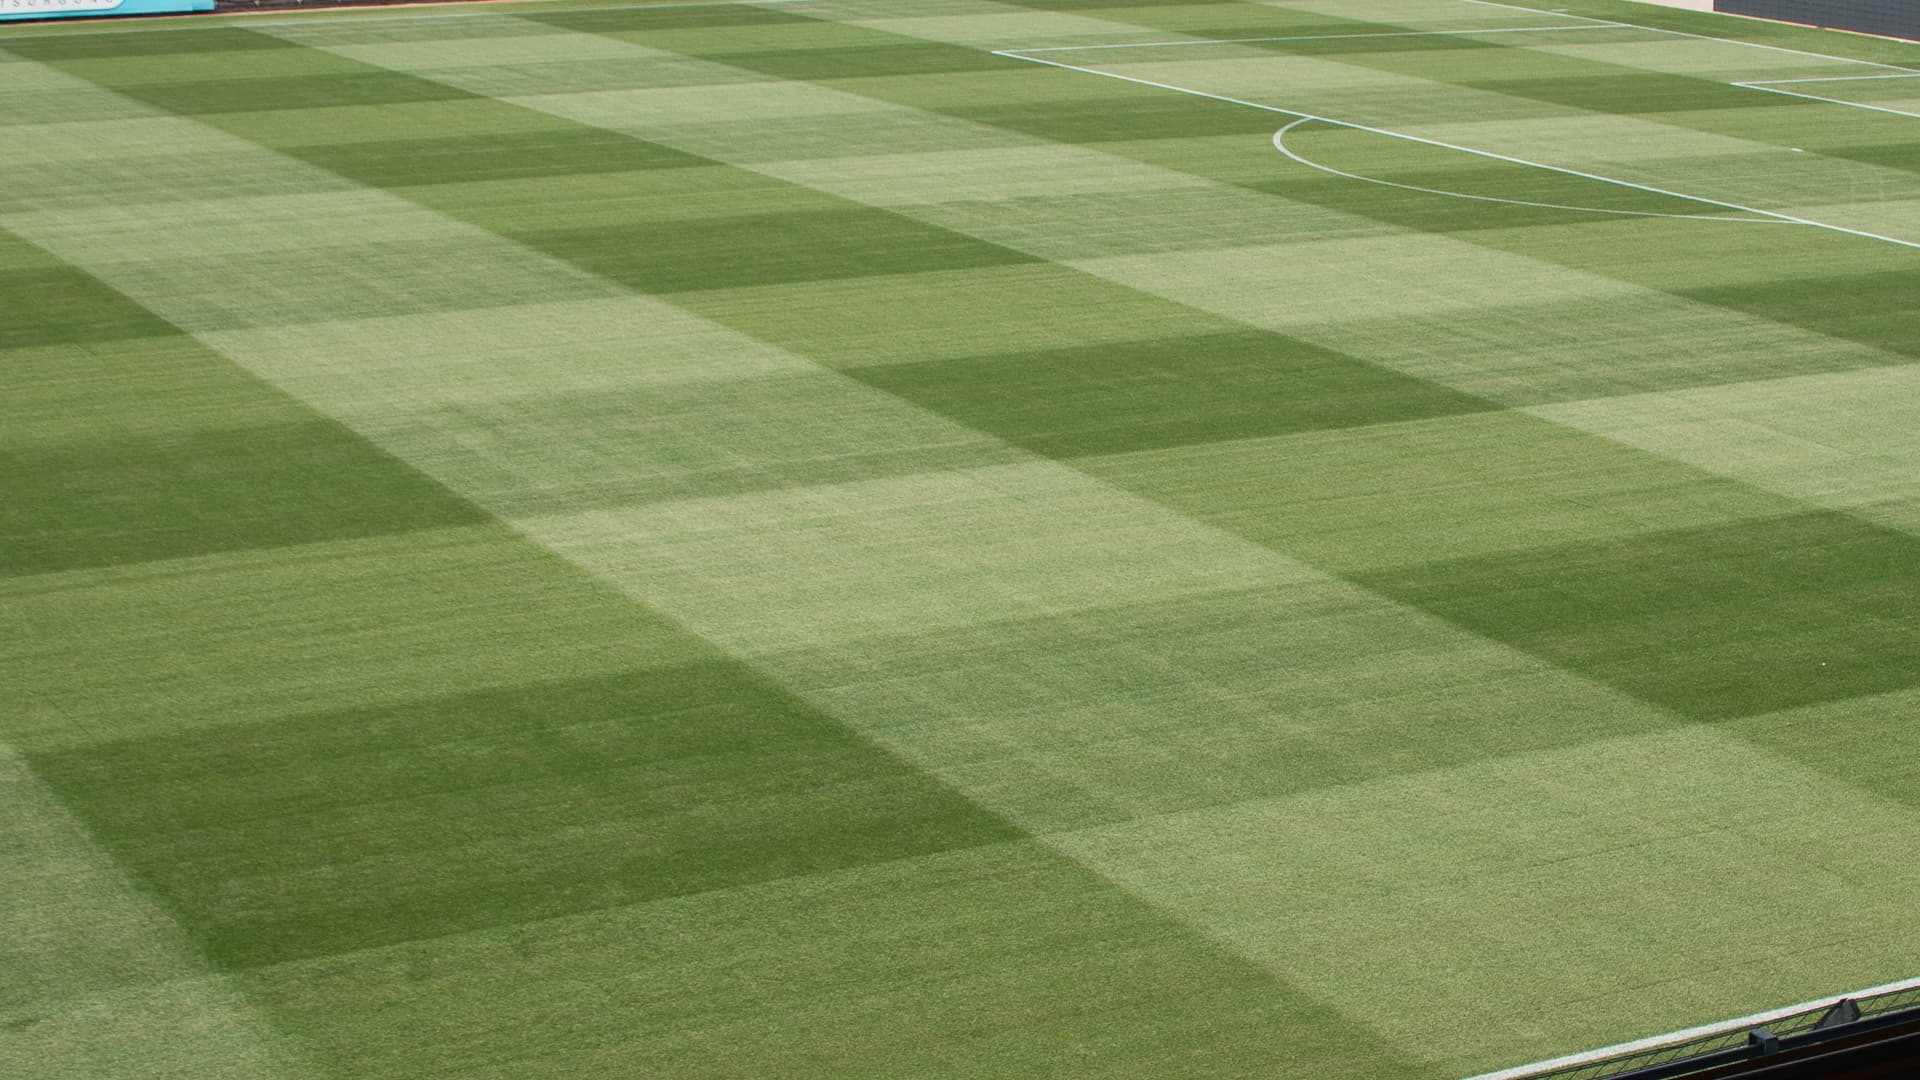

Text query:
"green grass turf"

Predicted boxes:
[[4, 0, 1920, 1076]]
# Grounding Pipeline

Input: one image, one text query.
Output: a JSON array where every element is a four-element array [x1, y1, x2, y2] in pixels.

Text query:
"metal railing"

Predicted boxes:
[[1474, 976, 1912, 1076], [1503, 981, 1920, 1080]]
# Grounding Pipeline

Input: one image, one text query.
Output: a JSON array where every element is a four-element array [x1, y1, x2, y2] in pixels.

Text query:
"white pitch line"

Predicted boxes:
[[1456, 0, 1920, 73], [1449, 0, 1920, 121], [1736, 81, 1920, 119], [1747, 72, 1920, 85], [1012, 24, 1623, 53], [1460, 974, 1920, 1080], [243, 0, 811, 25], [1271, 116, 1783, 223], [0, 0, 810, 36], [992, 47, 1920, 251]]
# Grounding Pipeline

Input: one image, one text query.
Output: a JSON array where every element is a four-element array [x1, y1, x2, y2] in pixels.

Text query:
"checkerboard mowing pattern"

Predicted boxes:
[[4, 0, 1919, 1075]]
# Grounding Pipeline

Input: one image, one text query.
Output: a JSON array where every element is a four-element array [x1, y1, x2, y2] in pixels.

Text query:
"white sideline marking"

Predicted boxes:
[[251, 0, 817, 23], [1463, 1, 1920, 122], [1735, 81, 1920, 119], [991, 45, 1920, 250], [1748, 72, 1920, 85], [1460, 974, 1920, 1080], [0, 0, 810, 36], [1458, 0, 1920, 73], [1451, 0, 1920, 122], [1012, 25, 1624, 53], [1270, 116, 1783, 222]]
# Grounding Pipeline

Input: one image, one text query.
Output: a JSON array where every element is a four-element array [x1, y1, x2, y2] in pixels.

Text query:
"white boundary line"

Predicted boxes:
[[1458, 0, 1920, 72], [1467, 0, 1920, 131], [0, 0, 808, 36], [1748, 72, 1920, 84], [1270, 116, 1783, 222], [1462, 974, 1920, 1080], [990, 41, 1920, 249], [1735, 81, 1920, 119], [1013, 24, 1626, 53]]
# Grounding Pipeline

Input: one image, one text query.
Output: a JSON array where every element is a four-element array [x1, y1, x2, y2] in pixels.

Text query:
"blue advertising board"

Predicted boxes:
[[1, 0, 215, 20], [1718, 0, 1920, 40]]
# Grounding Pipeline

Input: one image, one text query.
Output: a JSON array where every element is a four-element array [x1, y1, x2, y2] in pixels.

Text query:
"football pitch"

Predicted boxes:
[[4, 0, 1919, 1074]]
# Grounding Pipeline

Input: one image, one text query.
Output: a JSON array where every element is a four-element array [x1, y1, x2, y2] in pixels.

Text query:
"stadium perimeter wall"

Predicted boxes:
[[0, 0, 211, 20], [1710, 0, 1920, 39]]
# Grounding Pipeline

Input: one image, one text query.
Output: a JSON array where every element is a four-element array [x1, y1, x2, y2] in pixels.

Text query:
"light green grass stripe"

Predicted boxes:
[[1532, 364, 1920, 538], [0, 743, 314, 1079], [1052, 724, 1920, 1075]]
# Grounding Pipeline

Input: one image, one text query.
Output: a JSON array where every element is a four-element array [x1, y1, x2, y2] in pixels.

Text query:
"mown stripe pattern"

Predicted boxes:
[[4, 0, 1919, 1077]]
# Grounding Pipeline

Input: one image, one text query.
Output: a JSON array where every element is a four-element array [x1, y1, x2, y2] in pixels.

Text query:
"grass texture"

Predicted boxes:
[[3, 0, 1919, 1076]]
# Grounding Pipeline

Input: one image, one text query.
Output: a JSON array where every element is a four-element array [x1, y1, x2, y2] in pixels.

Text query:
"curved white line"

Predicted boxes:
[[993, 48, 1920, 251], [1270, 118, 1784, 223]]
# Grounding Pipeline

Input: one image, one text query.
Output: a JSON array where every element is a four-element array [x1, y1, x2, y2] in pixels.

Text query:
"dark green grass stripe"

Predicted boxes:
[[289, 128, 710, 188], [961, 91, 1280, 143], [1355, 512, 1920, 720], [1244, 32, 1562, 59], [525, 207, 1040, 291], [855, 331, 1487, 457], [1452, 72, 1801, 115], [0, 421, 492, 578], [0, 228, 487, 577], [699, 42, 1011, 80], [0, 265, 176, 349], [1, 27, 301, 61], [28, 664, 1026, 967], [1679, 270, 1920, 359], [524, 2, 818, 33], [79, 71, 473, 116], [985, 0, 1351, 18], [1002, 0, 1227, 9]]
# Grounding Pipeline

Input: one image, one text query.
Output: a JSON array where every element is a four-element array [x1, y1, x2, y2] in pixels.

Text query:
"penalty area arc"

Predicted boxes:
[[1270, 118, 1787, 224]]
